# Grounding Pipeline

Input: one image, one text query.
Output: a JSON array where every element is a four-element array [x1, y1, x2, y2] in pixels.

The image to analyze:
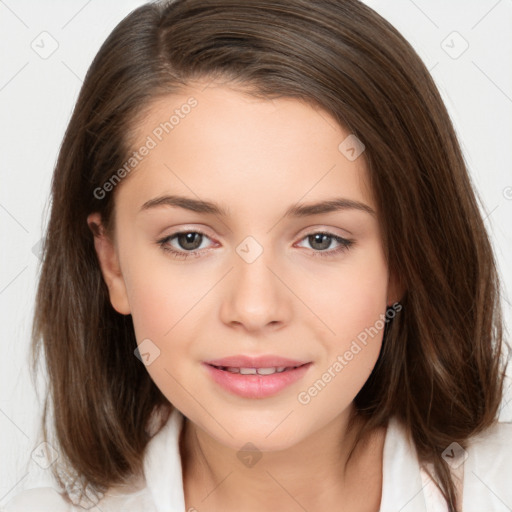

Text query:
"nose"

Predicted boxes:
[[219, 244, 292, 333]]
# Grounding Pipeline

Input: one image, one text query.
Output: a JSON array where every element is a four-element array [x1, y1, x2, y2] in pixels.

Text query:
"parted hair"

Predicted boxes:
[[31, 1, 507, 510]]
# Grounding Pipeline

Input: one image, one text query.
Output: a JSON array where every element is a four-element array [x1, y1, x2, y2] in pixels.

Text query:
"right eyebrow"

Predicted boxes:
[[139, 195, 228, 216]]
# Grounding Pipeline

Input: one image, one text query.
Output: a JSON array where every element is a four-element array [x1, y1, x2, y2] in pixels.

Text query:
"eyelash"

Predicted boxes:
[[156, 230, 354, 260]]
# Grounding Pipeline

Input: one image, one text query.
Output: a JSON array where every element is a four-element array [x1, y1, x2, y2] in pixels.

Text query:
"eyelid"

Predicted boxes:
[[295, 224, 353, 239], [160, 228, 217, 248]]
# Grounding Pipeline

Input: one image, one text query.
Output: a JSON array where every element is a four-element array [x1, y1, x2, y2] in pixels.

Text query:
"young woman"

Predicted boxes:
[[3, 1, 511, 511]]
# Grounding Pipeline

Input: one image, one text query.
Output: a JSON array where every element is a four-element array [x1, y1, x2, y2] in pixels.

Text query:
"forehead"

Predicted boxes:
[[116, 82, 374, 219]]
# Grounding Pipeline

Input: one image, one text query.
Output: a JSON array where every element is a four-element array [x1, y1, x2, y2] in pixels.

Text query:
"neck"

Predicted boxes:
[[179, 406, 384, 512]]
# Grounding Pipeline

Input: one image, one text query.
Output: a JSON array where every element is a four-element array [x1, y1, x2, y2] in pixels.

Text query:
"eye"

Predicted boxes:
[[296, 232, 354, 257], [157, 230, 215, 259]]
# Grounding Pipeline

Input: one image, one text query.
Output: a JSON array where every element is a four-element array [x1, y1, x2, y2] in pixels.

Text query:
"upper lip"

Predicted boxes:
[[204, 355, 309, 368]]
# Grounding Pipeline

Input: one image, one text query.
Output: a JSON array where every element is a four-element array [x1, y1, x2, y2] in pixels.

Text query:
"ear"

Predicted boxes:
[[87, 212, 131, 315], [386, 269, 404, 306]]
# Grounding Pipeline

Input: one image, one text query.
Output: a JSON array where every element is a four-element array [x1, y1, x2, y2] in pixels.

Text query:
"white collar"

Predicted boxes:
[[143, 407, 186, 512], [379, 416, 428, 511]]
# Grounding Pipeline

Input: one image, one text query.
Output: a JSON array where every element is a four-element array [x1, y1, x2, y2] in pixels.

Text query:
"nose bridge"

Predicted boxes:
[[219, 235, 290, 330]]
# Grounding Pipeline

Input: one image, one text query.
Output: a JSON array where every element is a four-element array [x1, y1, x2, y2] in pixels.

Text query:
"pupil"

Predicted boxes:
[[179, 232, 202, 250], [310, 233, 331, 250]]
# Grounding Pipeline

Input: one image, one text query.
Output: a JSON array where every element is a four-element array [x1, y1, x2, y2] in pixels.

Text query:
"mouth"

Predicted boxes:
[[203, 361, 312, 399]]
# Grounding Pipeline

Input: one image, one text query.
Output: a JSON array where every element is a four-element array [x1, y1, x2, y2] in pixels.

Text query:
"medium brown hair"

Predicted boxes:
[[31, 1, 508, 510]]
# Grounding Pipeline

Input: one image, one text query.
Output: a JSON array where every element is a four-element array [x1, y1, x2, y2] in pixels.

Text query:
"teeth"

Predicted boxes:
[[257, 367, 278, 375], [239, 367, 257, 375], [217, 365, 297, 375]]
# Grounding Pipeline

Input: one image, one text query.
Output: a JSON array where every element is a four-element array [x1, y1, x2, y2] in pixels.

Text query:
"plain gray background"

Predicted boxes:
[[1, 0, 511, 503]]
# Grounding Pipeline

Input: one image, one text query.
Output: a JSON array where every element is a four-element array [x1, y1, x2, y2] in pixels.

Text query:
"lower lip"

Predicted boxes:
[[203, 363, 312, 399]]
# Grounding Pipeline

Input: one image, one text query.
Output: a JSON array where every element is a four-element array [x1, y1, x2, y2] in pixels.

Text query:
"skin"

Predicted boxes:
[[88, 80, 399, 512]]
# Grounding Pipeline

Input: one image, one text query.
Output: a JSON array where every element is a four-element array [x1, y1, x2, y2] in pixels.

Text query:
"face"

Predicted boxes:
[[89, 80, 396, 453]]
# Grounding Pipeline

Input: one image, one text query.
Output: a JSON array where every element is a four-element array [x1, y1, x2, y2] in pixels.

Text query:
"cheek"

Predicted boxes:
[[125, 269, 180, 341], [119, 244, 211, 389], [121, 238, 207, 340], [294, 243, 388, 402], [122, 255, 204, 407], [297, 242, 389, 344], [296, 281, 388, 414]]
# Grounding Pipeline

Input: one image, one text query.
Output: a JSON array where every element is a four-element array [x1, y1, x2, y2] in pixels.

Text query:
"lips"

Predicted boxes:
[[202, 355, 312, 399]]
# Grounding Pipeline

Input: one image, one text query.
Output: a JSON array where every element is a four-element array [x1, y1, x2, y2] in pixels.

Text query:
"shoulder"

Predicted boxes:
[[383, 417, 512, 511], [2, 484, 156, 512], [465, 419, 512, 468], [468, 419, 512, 449], [462, 420, 512, 508], [1, 487, 73, 512]]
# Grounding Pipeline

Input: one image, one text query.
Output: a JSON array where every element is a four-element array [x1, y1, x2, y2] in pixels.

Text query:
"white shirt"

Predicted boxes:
[[2, 408, 511, 511]]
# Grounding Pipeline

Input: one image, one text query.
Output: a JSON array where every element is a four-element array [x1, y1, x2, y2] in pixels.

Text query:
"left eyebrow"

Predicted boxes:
[[284, 198, 375, 217], [138, 195, 375, 217]]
